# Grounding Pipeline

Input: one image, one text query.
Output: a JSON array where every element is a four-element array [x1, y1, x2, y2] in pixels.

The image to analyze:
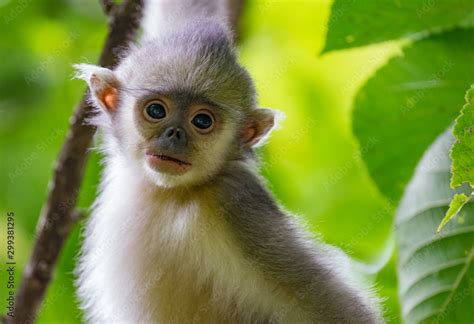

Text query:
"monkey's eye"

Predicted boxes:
[[145, 103, 166, 120], [191, 113, 214, 131]]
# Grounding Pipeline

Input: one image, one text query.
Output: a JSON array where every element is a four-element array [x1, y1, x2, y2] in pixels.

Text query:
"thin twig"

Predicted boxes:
[[3, 1, 143, 323], [226, 0, 245, 42], [100, 0, 116, 16]]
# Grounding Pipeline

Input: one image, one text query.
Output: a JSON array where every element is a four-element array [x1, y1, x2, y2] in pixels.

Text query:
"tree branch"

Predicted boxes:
[[226, 0, 245, 42], [100, 0, 116, 16], [3, 1, 143, 323]]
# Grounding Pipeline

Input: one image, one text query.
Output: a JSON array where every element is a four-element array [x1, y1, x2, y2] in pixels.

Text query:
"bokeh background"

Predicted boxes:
[[0, 0, 403, 322]]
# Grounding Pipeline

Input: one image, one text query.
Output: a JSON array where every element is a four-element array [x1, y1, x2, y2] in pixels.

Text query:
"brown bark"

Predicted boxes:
[[227, 0, 246, 42]]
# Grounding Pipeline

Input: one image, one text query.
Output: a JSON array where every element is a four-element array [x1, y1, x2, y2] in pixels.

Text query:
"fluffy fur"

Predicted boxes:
[[77, 158, 383, 322], [75, 1, 383, 323]]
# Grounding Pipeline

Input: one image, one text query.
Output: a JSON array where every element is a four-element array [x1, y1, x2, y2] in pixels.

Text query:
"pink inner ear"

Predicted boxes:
[[102, 87, 118, 112], [90, 73, 118, 112], [242, 109, 276, 147], [243, 126, 257, 145]]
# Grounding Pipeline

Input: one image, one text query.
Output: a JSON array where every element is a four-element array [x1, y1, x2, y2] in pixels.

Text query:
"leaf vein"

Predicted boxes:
[[398, 226, 474, 267], [403, 285, 453, 317], [399, 258, 467, 297]]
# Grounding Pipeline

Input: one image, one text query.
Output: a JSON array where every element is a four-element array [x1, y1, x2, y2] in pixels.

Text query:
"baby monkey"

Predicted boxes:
[[75, 1, 383, 323]]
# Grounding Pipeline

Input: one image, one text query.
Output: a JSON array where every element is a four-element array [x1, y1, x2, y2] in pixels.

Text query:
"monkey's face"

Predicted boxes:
[[126, 93, 238, 187], [75, 30, 277, 188]]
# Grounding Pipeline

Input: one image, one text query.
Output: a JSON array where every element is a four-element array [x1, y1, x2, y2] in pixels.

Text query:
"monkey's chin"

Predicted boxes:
[[143, 161, 199, 188]]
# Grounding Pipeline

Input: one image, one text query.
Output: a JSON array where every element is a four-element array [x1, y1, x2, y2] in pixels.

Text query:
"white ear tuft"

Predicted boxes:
[[270, 109, 286, 130], [73, 63, 96, 81], [73, 64, 117, 88]]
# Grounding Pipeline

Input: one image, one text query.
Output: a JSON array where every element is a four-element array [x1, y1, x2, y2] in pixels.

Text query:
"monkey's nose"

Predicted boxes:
[[164, 127, 185, 140], [161, 126, 187, 148]]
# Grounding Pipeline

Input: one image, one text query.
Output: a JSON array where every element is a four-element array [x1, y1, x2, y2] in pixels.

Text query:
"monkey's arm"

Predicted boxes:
[[215, 162, 384, 324]]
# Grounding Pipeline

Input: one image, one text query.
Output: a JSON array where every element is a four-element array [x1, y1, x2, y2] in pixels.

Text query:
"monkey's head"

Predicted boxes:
[[76, 20, 279, 188]]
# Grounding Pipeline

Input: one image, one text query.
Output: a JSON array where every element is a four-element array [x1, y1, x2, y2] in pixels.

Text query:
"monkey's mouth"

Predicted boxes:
[[145, 151, 192, 174]]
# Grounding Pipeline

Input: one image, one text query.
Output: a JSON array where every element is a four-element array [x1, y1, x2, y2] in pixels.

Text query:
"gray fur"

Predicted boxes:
[[115, 19, 255, 118], [210, 162, 384, 323], [142, 0, 234, 41]]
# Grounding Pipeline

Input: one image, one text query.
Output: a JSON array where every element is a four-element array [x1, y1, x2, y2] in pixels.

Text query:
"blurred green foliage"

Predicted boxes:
[[0, 0, 401, 322]]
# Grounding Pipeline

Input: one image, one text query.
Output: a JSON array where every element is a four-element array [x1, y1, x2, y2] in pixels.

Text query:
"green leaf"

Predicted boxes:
[[323, 0, 474, 53], [451, 85, 474, 188], [437, 193, 470, 233], [396, 129, 474, 324], [439, 86, 474, 231], [352, 29, 474, 204]]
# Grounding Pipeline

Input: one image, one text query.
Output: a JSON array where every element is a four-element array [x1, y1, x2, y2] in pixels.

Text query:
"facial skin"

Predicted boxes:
[[129, 91, 239, 187]]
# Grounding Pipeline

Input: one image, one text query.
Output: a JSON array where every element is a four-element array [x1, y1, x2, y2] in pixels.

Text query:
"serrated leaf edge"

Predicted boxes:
[[437, 194, 470, 233], [450, 84, 474, 188]]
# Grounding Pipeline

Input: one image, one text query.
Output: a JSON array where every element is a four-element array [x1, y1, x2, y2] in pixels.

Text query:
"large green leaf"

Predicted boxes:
[[353, 29, 474, 204], [396, 129, 474, 324], [323, 0, 474, 53]]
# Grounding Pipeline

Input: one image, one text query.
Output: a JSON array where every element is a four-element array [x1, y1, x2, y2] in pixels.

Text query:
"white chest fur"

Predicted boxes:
[[76, 161, 297, 323]]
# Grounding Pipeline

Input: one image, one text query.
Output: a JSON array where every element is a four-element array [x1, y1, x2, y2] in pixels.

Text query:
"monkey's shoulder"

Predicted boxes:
[[208, 161, 283, 215]]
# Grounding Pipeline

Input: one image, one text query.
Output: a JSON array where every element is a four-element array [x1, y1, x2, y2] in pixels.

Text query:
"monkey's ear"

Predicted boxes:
[[242, 108, 283, 148], [74, 64, 119, 112]]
